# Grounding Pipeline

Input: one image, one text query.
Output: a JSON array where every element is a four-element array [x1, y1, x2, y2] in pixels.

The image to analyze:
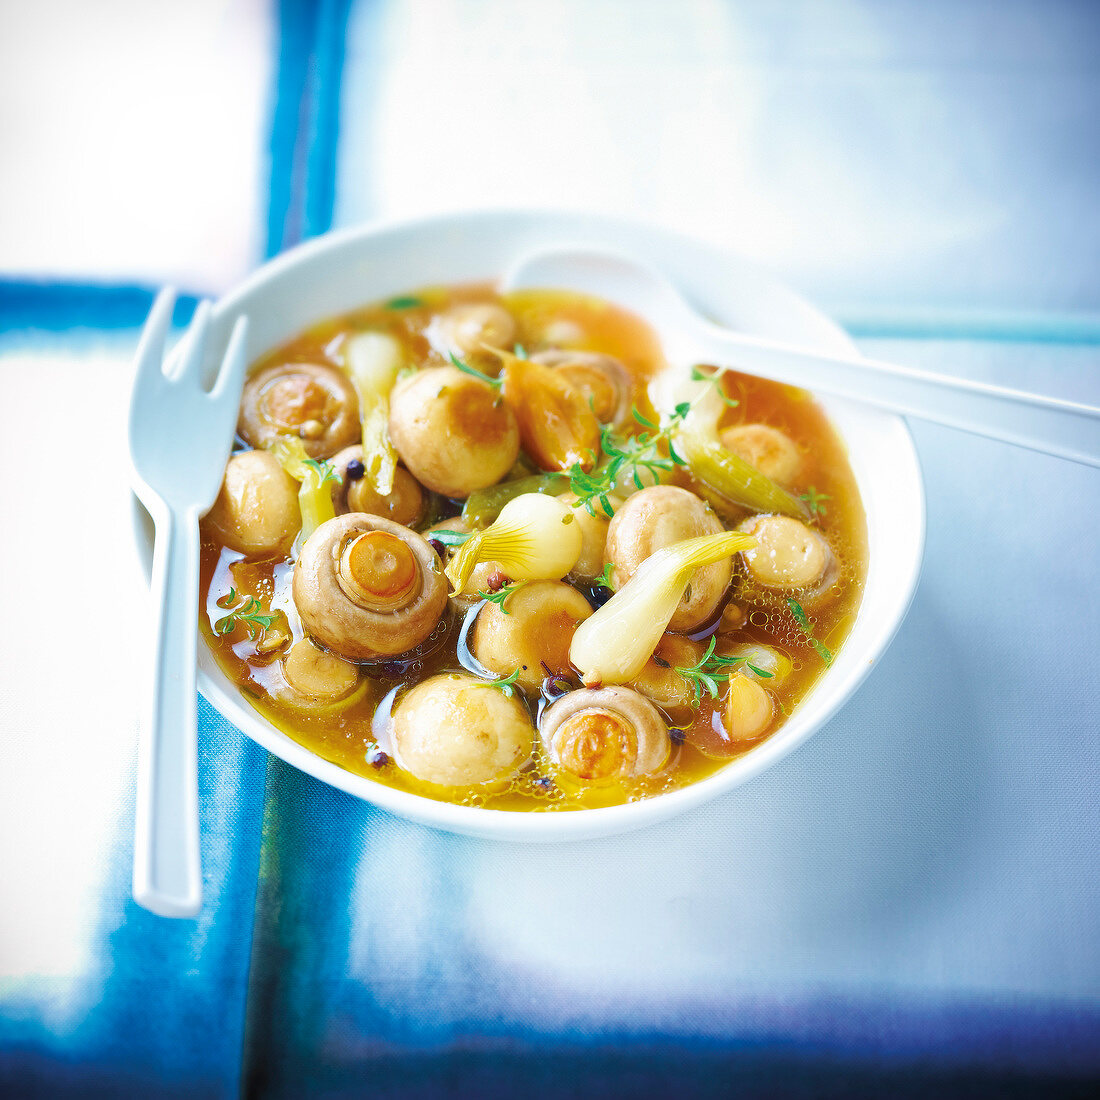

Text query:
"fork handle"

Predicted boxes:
[[133, 498, 202, 917]]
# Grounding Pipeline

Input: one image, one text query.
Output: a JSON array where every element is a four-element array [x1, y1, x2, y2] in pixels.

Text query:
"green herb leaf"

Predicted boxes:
[[484, 667, 522, 697], [214, 591, 278, 641], [385, 295, 424, 310], [690, 365, 739, 407], [674, 636, 746, 707], [513, 342, 528, 359], [449, 352, 502, 389], [478, 581, 526, 613], [785, 597, 833, 666], [595, 562, 614, 591], [432, 529, 472, 547], [302, 457, 340, 486], [799, 486, 831, 518]]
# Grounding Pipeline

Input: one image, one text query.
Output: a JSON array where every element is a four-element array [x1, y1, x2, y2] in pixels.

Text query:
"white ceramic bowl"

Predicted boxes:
[[157, 210, 925, 840]]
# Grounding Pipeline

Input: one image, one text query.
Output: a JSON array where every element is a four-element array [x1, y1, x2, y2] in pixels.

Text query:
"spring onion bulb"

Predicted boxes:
[[569, 530, 756, 686], [343, 331, 404, 495], [268, 436, 337, 546], [444, 493, 582, 593]]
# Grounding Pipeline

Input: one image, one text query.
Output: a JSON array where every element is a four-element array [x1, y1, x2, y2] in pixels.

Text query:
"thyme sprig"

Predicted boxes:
[[449, 352, 502, 389], [568, 404, 690, 517], [595, 562, 614, 591], [214, 588, 277, 640], [691, 365, 739, 407], [302, 458, 340, 486], [675, 637, 773, 707], [478, 581, 527, 613], [800, 486, 831, 518], [786, 597, 834, 666], [484, 668, 522, 697]]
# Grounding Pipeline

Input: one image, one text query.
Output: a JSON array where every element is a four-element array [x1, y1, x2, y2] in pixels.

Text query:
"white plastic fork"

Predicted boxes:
[[128, 290, 249, 918]]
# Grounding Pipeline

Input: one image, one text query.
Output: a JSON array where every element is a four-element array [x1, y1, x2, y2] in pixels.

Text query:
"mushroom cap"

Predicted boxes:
[[429, 302, 517, 360], [238, 361, 361, 459], [388, 366, 520, 498], [737, 514, 832, 590], [719, 423, 802, 487], [532, 349, 634, 429], [204, 449, 299, 557], [390, 672, 533, 787], [293, 513, 448, 660], [330, 445, 424, 526], [605, 485, 731, 632], [471, 580, 593, 690], [539, 686, 670, 781]]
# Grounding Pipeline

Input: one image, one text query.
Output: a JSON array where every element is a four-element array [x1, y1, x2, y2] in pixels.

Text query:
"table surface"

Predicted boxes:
[[1, 2, 1098, 1097]]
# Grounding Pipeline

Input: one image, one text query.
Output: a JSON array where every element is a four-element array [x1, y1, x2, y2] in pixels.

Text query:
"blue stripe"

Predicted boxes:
[[0, 279, 200, 331], [266, 0, 353, 255]]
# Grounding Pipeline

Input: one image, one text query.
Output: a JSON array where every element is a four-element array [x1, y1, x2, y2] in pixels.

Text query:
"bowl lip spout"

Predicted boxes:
[[158, 207, 925, 841]]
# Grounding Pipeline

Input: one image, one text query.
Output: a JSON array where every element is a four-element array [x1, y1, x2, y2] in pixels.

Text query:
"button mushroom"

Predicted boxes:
[[388, 365, 520, 498], [238, 361, 361, 459], [539, 686, 670, 782], [532, 349, 634, 429], [330, 444, 424, 526], [719, 423, 803, 487], [293, 513, 448, 660], [428, 301, 517, 360], [390, 672, 533, 788], [471, 580, 593, 690], [204, 449, 300, 558], [605, 486, 731, 632], [737, 514, 833, 591]]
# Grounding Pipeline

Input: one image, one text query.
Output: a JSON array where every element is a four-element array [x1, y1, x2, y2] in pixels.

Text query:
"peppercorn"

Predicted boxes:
[[346, 458, 365, 481]]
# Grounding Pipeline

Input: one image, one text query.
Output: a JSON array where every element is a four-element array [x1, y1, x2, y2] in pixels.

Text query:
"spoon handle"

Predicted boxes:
[[132, 495, 202, 918], [689, 326, 1100, 468]]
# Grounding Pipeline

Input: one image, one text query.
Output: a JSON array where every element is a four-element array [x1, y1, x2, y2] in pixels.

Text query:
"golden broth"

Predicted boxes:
[[200, 285, 867, 810]]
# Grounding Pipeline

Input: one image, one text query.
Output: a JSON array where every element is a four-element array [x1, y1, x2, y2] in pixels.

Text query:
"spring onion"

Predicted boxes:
[[444, 493, 583, 593], [569, 530, 756, 685], [462, 472, 568, 529], [268, 436, 337, 546], [343, 331, 404, 495]]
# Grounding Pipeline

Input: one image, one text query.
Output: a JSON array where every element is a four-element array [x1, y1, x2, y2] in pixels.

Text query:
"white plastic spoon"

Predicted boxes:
[[502, 246, 1100, 468]]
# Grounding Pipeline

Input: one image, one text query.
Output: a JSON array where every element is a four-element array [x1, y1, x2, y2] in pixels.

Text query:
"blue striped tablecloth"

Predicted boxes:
[[1, 2, 1097, 1096]]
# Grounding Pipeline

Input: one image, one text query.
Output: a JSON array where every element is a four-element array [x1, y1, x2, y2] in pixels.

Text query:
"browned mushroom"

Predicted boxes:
[[388, 365, 520, 498], [632, 634, 704, 712], [330, 445, 424, 526], [238, 361, 360, 459], [293, 513, 448, 659], [203, 449, 300, 557], [539, 686, 670, 781], [532, 349, 634, 429], [604, 485, 731, 631]]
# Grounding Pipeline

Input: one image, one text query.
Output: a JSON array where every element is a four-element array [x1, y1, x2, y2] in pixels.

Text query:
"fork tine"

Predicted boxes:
[[166, 299, 211, 383], [208, 313, 250, 403], [134, 288, 177, 385]]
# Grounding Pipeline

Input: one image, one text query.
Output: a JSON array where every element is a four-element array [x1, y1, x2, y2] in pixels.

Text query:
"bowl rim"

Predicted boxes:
[[171, 207, 926, 840]]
